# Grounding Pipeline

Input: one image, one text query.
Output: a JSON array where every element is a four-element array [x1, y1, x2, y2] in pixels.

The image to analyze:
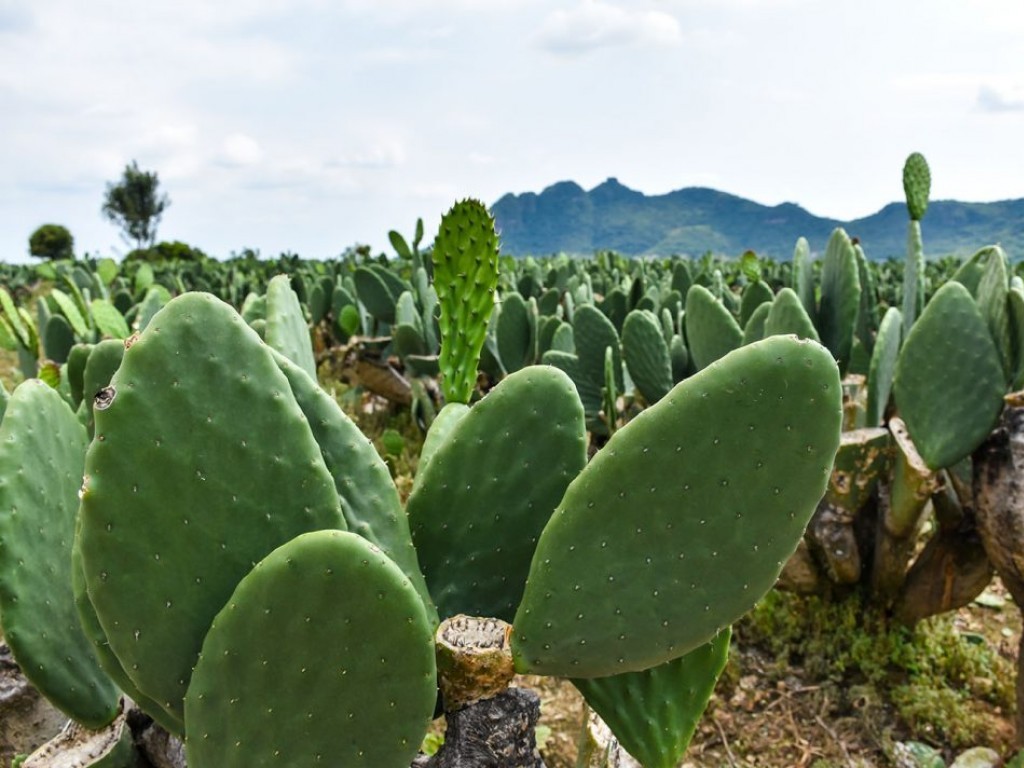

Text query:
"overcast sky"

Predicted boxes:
[[3, 0, 1024, 262]]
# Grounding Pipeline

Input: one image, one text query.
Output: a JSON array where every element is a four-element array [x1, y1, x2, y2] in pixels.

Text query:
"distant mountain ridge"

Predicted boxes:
[[491, 177, 1024, 260]]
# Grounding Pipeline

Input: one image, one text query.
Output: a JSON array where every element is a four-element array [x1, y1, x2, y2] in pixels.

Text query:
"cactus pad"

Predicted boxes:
[[0, 381, 120, 727], [573, 629, 730, 768], [893, 282, 1005, 469], [903, 152, 931, 221], [432, 199, 500, 404], [184, 531, 436, 768], [271, 349, 437, 626], [764, 287, 820, 342], [408, 366, 586, 622], [818, 228, 861, 374], [622, 310, 673, 404], [512, 335, 841, 677], [78, 293, 344, 722], [865, 307, 902, 427], [265, 274, 317, 380], [684, 285, 742, 371]]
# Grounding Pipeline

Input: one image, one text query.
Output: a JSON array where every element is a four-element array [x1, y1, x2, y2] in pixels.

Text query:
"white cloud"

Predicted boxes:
[[221, 134, 265, 167], [325, 140, 407, 170], [533, 1, 681, 55], [977, 85, 1024, 113]]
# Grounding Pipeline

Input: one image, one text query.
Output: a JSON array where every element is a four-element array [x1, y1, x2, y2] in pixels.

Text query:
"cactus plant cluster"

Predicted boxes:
[[10, 152, 1024, 761], [0, 197, 848, 768]]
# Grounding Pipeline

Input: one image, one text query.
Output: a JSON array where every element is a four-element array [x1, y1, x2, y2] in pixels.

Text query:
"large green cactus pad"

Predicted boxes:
[[184, 531, 436, 768], [271, 349, 437, 627], [573, 629, 731, 768], [893, 281, 1005, 469], [78, 293, 344, 722], [433, 199, 500, 404], [0, 381, 120, 727], [512, 336, 841, 677], [408, 366, 586, 622]]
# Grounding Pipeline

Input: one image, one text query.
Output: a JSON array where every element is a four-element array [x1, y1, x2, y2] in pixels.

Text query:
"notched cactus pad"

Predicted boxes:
[[512, 335, 842, 677], [185, 531, 436, 768], [78, 293, 344, 722]]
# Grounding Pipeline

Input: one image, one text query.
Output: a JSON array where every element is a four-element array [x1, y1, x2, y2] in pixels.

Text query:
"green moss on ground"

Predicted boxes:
[[737, 589, 1015, 751]]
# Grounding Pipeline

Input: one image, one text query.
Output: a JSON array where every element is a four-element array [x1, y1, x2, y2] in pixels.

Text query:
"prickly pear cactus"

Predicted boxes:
[[185, 531, 436, 768], [265, 274, 317, 380], [72, 524, 183, 735], [865, 307, 903, 427], [66, 343, 93, 410], [817, 228, 861, 375], [78, 293, 345, 722], [408, 366, 586, 622], [0, 381, 120, 728], [271, 349, 437, 626], [903, 152, 931, 222], [764, 287, 819, 342], [902, 153, 931, 333], [433, 199, 500, 404], [684, 284, 742, 371], [893, 281, 1005, 469], [622, 310, 673, 404], [81, 339, 125, 437], [512, 335, 842, 677], [573, 629, 731, 768]]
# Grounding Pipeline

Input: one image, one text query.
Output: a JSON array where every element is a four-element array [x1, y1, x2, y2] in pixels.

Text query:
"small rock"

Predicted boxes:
[[974, 591, 1006, 610], [892, 740, 944, 768], [950, 746, 1000, 768]]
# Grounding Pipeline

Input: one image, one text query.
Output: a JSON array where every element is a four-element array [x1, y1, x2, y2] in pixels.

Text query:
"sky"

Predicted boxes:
[[3, 0, 1024, 263]]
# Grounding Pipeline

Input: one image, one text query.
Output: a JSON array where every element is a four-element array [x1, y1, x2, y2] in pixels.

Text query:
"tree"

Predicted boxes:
[[101, 160, 170, 250], [28, 223, 75, 260]]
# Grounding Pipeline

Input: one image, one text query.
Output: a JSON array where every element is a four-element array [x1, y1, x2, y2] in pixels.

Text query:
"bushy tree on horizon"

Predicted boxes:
[[101, 160, 170, 250], [28, 223, 74, 260]]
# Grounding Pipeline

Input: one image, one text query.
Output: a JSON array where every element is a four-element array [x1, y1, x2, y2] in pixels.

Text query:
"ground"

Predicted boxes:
[[527, 581, 1020, 768]]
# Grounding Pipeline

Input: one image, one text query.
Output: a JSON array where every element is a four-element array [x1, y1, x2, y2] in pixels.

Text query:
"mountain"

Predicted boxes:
[[491, 178, 1024, 260]]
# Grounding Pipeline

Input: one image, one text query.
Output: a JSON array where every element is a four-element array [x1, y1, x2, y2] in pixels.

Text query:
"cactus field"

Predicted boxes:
[[3, 157, 1024, 767]]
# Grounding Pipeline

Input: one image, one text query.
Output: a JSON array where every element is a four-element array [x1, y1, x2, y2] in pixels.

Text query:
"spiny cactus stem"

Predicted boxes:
[[435, 615, 515, 713]]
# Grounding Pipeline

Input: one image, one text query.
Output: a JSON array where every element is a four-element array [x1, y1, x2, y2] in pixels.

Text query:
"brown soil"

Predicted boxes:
[[525, 582, 1021, 768]]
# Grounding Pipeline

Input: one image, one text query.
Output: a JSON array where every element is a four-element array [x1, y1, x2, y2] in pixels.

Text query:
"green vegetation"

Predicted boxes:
[[740, 590, 1015, 750], [5, 153, 1024, 767], [101, 160, 170, 250], [28, 224, 74, 260]]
